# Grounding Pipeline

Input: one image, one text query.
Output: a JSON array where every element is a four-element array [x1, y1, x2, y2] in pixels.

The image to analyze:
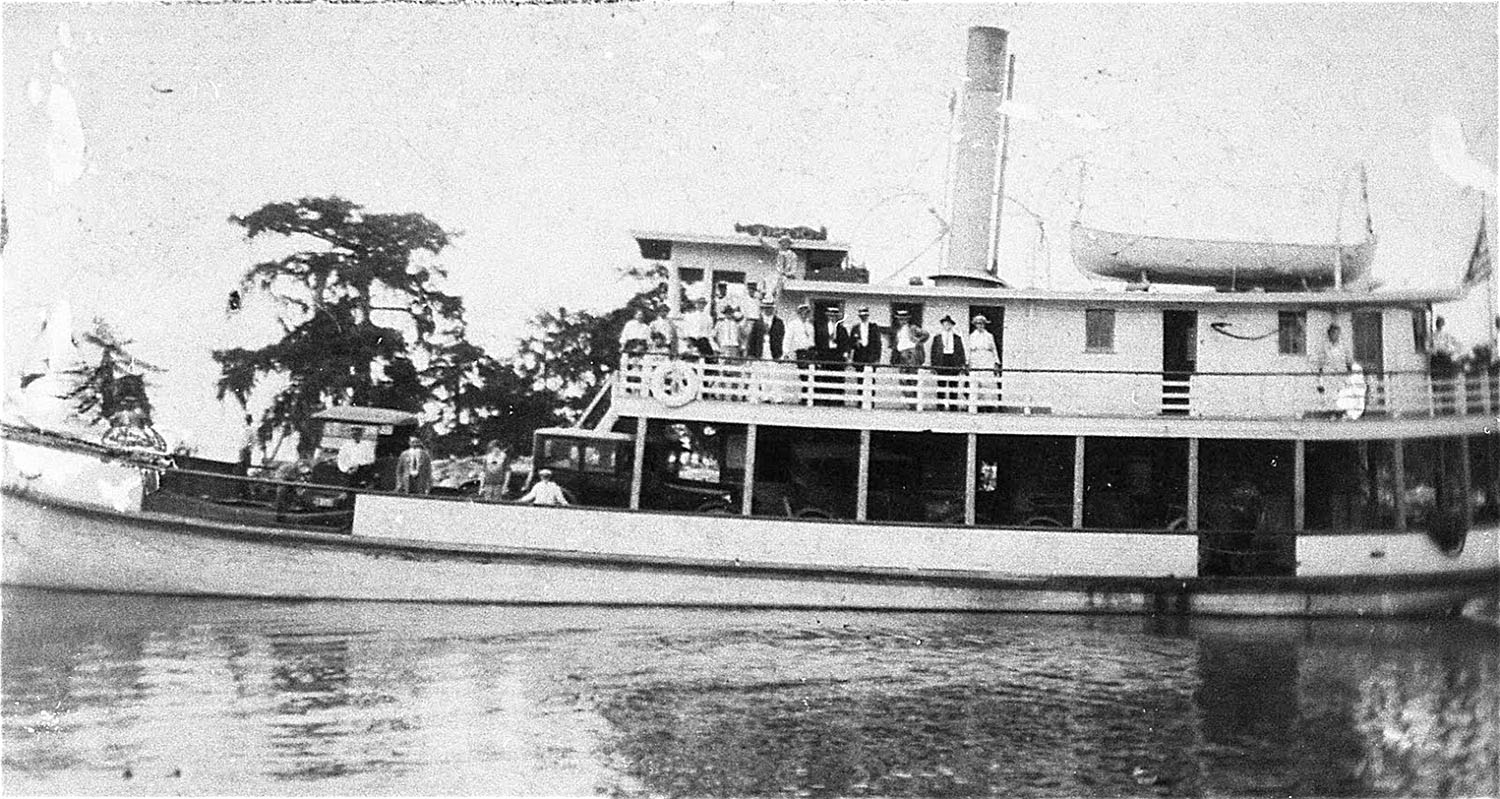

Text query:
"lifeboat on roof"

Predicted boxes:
[[1070, 222, 1376, 290]]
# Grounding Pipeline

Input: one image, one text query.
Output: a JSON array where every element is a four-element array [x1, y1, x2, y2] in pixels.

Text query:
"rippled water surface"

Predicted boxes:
[[2, 587, 1496, 796]]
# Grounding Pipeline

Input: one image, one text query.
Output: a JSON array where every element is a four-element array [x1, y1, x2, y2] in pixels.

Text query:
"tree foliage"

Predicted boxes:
[[65, 317, 162, 425], [515, 264, 675, 419], [214, 196, 469, 443]]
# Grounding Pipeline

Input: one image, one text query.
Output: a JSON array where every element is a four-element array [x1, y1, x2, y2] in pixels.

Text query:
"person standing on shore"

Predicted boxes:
[[479, 440, 511, 501]]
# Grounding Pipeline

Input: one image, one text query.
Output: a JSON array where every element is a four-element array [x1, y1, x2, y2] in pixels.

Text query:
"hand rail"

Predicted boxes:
[[613, 356, 1500, 420]]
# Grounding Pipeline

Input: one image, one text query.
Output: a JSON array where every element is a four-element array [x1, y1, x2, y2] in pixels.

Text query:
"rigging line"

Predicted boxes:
[[876, 229, 947, 285]]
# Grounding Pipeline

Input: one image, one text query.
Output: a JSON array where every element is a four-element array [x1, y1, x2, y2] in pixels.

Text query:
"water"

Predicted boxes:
[[3, 587, 1496, 797]]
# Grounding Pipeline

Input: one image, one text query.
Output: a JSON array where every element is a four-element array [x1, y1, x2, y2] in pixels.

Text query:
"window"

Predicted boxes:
[[1277, 311, 1306, 355], [582, 443, 618, 474], [1412, 308, 1430, 353], [1085, 309, 1115, 352], [541, 438, 578, 470]]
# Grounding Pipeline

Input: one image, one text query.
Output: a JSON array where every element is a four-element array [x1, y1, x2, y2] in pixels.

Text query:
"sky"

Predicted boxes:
[[3, 2, 1496, 457]]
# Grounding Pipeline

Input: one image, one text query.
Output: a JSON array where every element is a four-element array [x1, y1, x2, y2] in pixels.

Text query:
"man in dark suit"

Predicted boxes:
[[929, 315, 967, 410], [849, 307, 882, 366], [812, 306, 851, 406], [744, 299, 785, 360]]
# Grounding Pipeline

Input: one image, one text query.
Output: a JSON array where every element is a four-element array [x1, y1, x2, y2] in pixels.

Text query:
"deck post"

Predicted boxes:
[[1293, 439, 1306, 531], [965, 433, 977, 525], [1393, 438, 1407, 531], [857, 429, 871, 521], [630, 416, 647, 510], [742, 424, 758, 516], [1186, 438, 1199, 531], [1459, 435, 1473, 530], [1072, 435, 1085, 528]]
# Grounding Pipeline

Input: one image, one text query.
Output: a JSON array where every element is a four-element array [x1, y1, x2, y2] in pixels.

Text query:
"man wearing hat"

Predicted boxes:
[[849, 307, 883, 367], [785, 303, 815, 363], [745, 299, 785, 360], [891, 308, 929, 405], [929, 314, 967, 410], [759, 235, 801, 303], [813, 305, 851, 405]]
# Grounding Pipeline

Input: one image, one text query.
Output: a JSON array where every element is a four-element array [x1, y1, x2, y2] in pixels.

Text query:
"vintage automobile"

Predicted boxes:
[[528, 427, 734, 512]]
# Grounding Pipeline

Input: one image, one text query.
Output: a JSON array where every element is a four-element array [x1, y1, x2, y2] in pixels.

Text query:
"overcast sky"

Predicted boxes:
[[4, 2, 1495, 455]]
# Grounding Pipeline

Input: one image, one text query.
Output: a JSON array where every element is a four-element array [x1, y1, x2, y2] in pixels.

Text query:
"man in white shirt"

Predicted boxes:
[[336, 426, 377, 476], [682, 298, 714, 357], [517, 468, 570, 506], [620, 309, 650, 358]]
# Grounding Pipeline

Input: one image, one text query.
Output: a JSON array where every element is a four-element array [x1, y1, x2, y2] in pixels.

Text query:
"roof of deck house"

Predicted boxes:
[[781, 278, 1463, 308], [631, 230, 852, 253]]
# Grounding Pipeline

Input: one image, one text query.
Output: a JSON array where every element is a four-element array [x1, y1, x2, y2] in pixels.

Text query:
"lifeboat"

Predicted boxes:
[[1071, 223, 1376, 290]]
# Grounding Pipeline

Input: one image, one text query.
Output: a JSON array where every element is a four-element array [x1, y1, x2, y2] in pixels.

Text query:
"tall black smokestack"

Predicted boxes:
[[936, 26, 1009, 287]]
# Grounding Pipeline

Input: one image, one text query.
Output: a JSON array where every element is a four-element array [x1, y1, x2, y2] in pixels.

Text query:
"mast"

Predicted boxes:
[[987, 53, 1016, 279]]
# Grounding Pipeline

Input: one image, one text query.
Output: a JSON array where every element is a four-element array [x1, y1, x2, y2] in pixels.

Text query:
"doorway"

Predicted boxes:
[[1352, 311, 1384, 374], [1162, 310, 1197, 416]]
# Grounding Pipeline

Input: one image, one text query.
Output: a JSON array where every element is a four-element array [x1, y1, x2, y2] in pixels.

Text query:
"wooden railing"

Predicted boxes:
[[616, 356, 1500, 421]]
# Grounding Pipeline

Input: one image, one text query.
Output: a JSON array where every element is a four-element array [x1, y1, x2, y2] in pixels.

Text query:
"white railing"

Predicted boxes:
[[616, 356, 1500, 421]]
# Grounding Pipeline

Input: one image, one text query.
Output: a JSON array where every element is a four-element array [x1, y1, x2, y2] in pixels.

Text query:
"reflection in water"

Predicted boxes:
[[2, 587, 1496, 796]]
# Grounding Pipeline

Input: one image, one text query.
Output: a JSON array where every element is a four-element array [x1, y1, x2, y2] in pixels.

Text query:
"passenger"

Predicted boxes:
[[395, 435, 433, 495], [336, 426, 376, 479], [849, 308, 883, 405], [517, 468, 570, 506], [929, 315, 967, 410], [1429, 316, 1464, 414], [713, 306, 744, 359], [1314, 323, 1355, 414], [479, 440, 512, 501], [648, 303, 677, 352], [758, 234, 800, 303], [891, 309, 929, 406], [968, 314, 1000, 409], [681, 298, 715, 358], [813, 306, 851, 406], [746, 299, 790, 402], [619, 308, 650, 360]]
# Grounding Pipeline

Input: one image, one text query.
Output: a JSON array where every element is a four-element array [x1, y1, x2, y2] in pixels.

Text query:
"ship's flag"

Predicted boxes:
[[1463, 214, 1492, 289]]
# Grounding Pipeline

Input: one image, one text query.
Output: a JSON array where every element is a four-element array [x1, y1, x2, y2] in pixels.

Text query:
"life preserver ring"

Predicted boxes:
[[648, 361, 701, 407]]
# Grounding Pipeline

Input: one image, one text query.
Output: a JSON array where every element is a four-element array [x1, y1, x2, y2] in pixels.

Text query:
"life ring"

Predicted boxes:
[[648, 361, 701, 407]]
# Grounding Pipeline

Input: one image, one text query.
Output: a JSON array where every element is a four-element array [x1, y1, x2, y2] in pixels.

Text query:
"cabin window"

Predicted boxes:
[[1411, 308, 1430, 353], [540, 438, 578, 471], [1084, 309, 1115, 353], [1277, 312, 1306, 356], [582, 443, 618, 474]]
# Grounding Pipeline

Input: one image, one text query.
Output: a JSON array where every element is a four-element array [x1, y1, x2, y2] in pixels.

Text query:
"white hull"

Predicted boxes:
[[4, 438, 1495, 616]]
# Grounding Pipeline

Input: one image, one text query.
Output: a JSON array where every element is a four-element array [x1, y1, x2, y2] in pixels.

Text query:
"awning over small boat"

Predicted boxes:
[[312, 407, 420, 426], [1071, 223, 1376, 289]]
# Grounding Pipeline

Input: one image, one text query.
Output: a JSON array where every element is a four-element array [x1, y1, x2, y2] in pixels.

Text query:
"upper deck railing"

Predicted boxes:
[[615, 356, 1500, 421]]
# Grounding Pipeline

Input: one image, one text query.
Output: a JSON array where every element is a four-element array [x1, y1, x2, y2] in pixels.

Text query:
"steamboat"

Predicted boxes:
[[4, 27, 1497, 615]]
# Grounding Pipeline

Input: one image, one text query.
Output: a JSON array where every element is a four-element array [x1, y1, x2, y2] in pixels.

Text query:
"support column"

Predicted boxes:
[[1393, 438, 1407, 531], [965, 433, 977, 525], [1072, 435, 1085, 528], [629, 416, 647, 510], [856, 429, 872, 522], [1460, 435, 1473, 529], [1186, 438, 1199, 531], [741, 424, 757, 516], [1293, 439, 1306, 531]]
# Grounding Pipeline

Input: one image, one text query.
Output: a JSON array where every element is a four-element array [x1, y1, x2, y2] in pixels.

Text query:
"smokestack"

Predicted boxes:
[[936, 26, 1009, 287]]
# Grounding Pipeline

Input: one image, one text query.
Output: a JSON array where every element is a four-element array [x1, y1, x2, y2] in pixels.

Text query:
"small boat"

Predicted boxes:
[[1071, 223, 1376, 290]]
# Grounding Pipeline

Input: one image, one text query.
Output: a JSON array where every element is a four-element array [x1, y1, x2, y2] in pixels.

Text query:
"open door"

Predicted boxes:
[[1162, 310, 1197, 416], [1352, 311, 1384, 374]]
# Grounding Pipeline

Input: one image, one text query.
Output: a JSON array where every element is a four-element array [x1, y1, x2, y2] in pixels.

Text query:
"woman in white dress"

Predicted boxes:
[[967, 315, 1000, 409]]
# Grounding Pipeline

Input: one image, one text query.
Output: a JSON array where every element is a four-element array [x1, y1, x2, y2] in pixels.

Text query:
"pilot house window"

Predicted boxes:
[[1084, 309, 1115, 353], [1278, 311, 1306, 355]]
